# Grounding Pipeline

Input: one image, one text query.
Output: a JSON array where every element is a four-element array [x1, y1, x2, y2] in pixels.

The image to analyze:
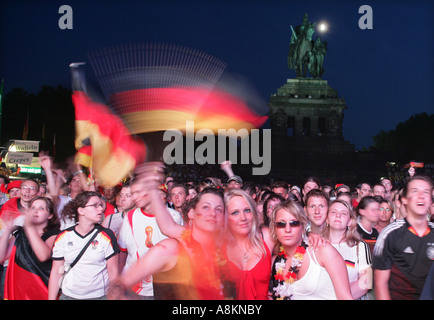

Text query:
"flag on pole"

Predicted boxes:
[[73, 91, 147, 187], [70, 62, 147, 187]]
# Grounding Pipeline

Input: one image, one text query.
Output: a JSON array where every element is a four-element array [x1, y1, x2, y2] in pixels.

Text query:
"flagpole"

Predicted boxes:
[[22, 108, 29, 140]]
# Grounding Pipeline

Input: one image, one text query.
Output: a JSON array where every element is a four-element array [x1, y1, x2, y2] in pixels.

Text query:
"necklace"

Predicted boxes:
[[277, 244, 306, 283], [272, 243, 307, 299], [235, 242, 251, 264]]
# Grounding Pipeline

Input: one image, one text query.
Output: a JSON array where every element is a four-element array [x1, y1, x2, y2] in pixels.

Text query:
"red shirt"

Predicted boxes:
[[0, 197, 22, 222], [223, 240, 271, 300]]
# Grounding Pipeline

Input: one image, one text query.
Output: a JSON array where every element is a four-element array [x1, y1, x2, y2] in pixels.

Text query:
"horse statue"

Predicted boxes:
[[288, 14, 326, 79]]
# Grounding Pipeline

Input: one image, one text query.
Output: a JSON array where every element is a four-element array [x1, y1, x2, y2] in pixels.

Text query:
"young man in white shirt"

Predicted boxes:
[[117, 178, 183, 299]]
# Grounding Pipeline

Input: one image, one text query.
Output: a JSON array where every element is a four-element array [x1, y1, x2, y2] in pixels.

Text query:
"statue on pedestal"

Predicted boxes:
[[288, 14, 327, 79]]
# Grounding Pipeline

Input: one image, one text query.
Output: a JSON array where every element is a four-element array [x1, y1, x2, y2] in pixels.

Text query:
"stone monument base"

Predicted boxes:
[[264, 78, 356, 184]]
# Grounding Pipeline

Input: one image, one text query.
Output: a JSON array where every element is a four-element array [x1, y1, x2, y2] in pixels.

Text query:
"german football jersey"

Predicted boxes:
[[357, 222, 378, 254], [52, 225, 119, 299], [373, 218, 434, 300]]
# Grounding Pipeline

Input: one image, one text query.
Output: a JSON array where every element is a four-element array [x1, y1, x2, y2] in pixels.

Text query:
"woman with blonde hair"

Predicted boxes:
[[222, 188, 274, 299], [324, 200, 373, 299], [269, 200, 352, 300]]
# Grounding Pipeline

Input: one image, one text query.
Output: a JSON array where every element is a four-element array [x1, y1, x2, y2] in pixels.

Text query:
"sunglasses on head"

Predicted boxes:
[[275, 220, 301, 228]]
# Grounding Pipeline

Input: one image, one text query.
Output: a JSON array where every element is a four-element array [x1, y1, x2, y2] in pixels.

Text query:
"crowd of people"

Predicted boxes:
[[0, 155, 432, 300]]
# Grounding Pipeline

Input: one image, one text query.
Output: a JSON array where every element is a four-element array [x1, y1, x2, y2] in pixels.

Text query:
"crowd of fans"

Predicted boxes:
[[0, 155, 432, 300]]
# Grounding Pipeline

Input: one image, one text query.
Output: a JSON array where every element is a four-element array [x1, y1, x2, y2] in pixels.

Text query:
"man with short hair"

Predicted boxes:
[[353, 182, 372, 208], [381, 178, 394, 201], [242, 182, 257, 201], [373, 184, 386, 199], [164, 176, 175, 208], [102, 182, 135, 238], [304, 189, 330, 234], [0, 178, 39, 224], [169, 184, 187, 214], [118, 178, 183, 299], [271, 181, 290, 199], [373, 175, 434, 300]]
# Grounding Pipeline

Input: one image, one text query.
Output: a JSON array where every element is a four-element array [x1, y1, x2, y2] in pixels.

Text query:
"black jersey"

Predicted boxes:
[[373, 218, 434, 300], [357, 222, 379, 254]]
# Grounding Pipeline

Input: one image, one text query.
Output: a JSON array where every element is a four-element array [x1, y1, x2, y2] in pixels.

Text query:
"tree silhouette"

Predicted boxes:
[[2, 85, 75, 161], [371, 112, 434, 160]]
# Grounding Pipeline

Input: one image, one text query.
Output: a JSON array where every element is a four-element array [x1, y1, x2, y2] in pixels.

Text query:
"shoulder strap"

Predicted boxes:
[[69, 225, 102, 270], [107, 213, 114, 228], [307, 247, 319, 265]]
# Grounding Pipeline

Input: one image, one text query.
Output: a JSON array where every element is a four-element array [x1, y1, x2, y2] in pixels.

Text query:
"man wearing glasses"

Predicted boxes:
[[0, 178, 39, 227]]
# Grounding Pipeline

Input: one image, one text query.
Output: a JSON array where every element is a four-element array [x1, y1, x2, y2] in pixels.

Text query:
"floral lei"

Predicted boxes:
[[180, 229, 234, 298], [272, 243, 307, 300]]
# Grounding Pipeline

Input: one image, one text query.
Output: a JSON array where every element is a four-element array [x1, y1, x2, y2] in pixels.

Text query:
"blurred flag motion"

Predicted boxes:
[[72, 89, 147, 187], [72, 43, 268, 185], [88, 43, 269, 135]]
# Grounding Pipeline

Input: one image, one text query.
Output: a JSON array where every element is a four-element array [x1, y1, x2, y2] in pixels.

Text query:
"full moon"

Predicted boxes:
[[318, 22, 328, 33]]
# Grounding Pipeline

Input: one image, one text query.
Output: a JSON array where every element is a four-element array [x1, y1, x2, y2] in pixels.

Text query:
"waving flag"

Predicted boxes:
[[88, 43, 269, 136], [71, 64, 147, 187], [107, 85, 268, 135], [4, 228, 53, 300]]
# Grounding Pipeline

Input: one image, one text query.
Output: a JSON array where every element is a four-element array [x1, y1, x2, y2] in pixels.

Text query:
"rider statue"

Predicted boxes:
[[288, 13, 327, 79]]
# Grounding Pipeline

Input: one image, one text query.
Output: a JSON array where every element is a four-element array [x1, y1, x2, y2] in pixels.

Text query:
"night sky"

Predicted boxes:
[[0, 0, 432, 150]]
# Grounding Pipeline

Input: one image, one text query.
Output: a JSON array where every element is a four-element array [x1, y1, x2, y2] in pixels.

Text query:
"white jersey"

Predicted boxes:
[[332, 240, 372, 283], [57, 195, 76, 230], [117, 207, 184, 297], [52, 225, 119, 299], [102, 210, 125, 239]]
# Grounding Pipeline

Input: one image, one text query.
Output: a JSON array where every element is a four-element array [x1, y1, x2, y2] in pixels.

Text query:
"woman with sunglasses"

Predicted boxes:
[[48, 191, 120, 300], [269, 200, 353, 300]]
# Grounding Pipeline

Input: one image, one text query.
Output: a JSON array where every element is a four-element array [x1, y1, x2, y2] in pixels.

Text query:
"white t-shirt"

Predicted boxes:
[[117, 207, 184, 297], [52, 225, 119, 299], [102, 210, 124, 239], [57, 195, 76, 230], [331, 240, 372, 283]]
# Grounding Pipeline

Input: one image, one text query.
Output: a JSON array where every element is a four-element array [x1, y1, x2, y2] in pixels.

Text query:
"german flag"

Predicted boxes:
[[73, 90, 147, 187], [75, 144, 92, 169], [88, 44, 269, 138], [4, 228, 54, 300], [108, 86, 268, 135], [345, 260, 356, 268]]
